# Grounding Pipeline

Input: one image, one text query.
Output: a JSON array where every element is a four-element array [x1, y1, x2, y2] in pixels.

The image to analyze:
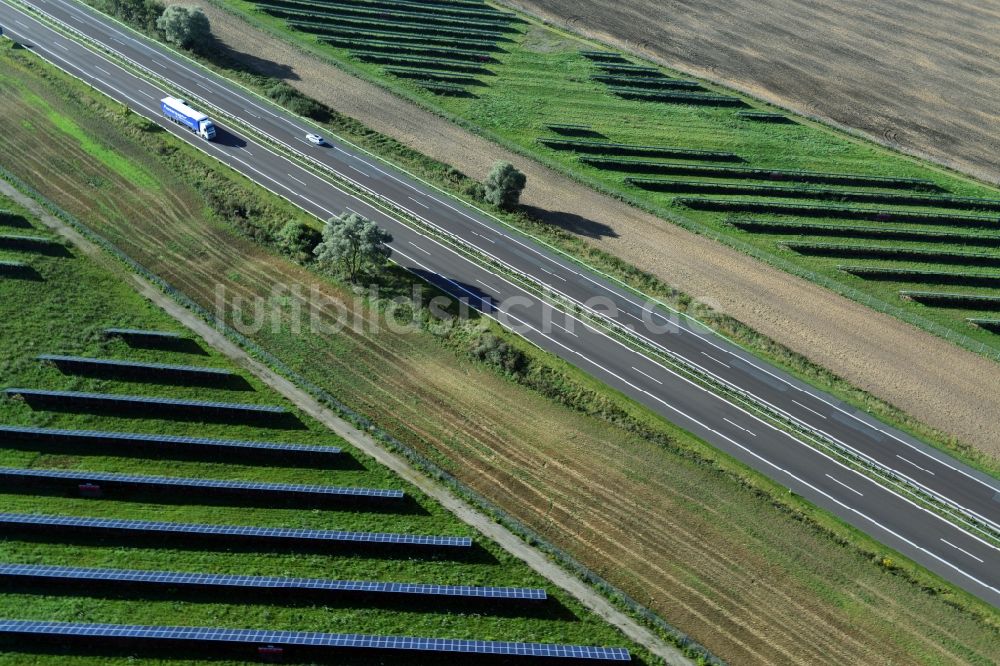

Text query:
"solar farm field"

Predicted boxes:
[[225, 0, 1000, 354], [2, 41, 998, 666], [0, 194, 643, 664]]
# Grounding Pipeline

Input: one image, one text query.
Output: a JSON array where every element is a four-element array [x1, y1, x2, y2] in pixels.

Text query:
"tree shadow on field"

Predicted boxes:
[[200, 35, 299, 82], [520, 205, 619, 240]]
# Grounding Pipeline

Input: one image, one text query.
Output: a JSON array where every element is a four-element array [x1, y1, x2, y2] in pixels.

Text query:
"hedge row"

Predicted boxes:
[[595, 162, 939, 189], [384, 66, 483, 86], [323, 36, 498, 63], [351, 51, 494, 75], [609, 87, 746, 107], [781, 242, 1000, 267], [677, 198, 1000, 228], [580, 50, 628, 62], [538, 137, 741, 161], [592, 74, 703, 90], [596, 62, 663, 76], [257, 0, 515, 30], [840, 266, 1000, 288], [968, 318, 1000, 333], [727, 220, 1000, 247], [304, 24, 502, 50], [0, 259, 29, 275], [331, 0, 515, 21], [287, 16, 508, 40], [900, 290, 1000, 310], [627, 179, 1000, 211]]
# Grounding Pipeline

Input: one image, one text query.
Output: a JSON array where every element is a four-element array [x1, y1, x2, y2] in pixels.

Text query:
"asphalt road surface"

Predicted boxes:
[[1, 0, 997, 607]]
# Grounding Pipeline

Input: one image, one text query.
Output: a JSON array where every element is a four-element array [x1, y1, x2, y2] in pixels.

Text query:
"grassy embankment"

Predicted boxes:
[[0, 39, 998, 665]]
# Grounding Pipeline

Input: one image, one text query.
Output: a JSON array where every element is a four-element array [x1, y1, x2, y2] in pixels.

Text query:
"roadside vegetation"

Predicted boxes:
[[0, 38, 997, 665]]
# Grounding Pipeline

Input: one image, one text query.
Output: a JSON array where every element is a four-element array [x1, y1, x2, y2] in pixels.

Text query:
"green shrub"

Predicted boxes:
[[483, 161, 526, 211], [277, 221, 322, 261], [156, 5, 211, 50], [92, 0, 165, 33], [263, 81, 330, 121], [469, 332, 528, 375]]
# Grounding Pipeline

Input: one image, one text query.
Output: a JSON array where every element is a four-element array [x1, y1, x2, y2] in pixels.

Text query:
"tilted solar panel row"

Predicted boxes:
[[4, 388, 286, 416], [0, 563, 546, 601], [104, 328, 183, 340], [0, 467, 402, 501], [0, 620, 631, 661], [0, 425, 341, 464], [0, 513, 472, 549], [37, 354, 234, 378]]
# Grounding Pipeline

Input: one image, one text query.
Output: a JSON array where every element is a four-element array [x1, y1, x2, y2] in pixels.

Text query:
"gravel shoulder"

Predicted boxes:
[[181, 1, 1000, 460]]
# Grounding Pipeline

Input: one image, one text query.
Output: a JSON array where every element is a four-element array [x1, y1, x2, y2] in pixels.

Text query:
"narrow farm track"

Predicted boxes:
[[0, 43, 997, 665], [179, 0, 1000, 458]]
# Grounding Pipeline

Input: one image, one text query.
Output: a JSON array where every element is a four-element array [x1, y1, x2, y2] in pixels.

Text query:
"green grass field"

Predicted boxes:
[[0, 194, 650, 664], [226, 0, 1000, 353]]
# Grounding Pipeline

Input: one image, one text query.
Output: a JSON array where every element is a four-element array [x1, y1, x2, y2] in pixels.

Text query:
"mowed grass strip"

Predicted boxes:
[[1, 40, 997, 666]]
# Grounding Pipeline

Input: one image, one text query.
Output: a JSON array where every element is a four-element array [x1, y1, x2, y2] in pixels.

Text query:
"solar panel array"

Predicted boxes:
[[0, 466, 403, 501], [37, 354, 234, 378], [0, 513, 472, 548], [104, 328, 183, 340], [0, 233, 61, 247], [0, 620, 631, 661], [4, 388, 286, 415], [0, 563, 546, 601], [0, 425, 341, 459]]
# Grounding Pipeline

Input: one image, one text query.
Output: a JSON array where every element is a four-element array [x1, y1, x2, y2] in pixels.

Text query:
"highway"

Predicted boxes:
[[1, 0, 998, 607]]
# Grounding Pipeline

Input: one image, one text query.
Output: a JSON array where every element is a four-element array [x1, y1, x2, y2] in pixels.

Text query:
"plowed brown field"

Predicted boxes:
[[502, 0, 1000, 185]]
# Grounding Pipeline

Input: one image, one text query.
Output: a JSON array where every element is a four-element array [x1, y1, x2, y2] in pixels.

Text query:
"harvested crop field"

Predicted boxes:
[[502, 0, 1000, 185], [1, 43, 998, 665]]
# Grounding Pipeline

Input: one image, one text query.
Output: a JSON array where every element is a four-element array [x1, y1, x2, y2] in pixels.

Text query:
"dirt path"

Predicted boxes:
[[179, 2, 1000, 460], [0, 178, 695, 666]]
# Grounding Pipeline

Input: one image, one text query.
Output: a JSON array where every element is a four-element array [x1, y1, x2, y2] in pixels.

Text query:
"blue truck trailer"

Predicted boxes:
[[160, 97, 216, 140]]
